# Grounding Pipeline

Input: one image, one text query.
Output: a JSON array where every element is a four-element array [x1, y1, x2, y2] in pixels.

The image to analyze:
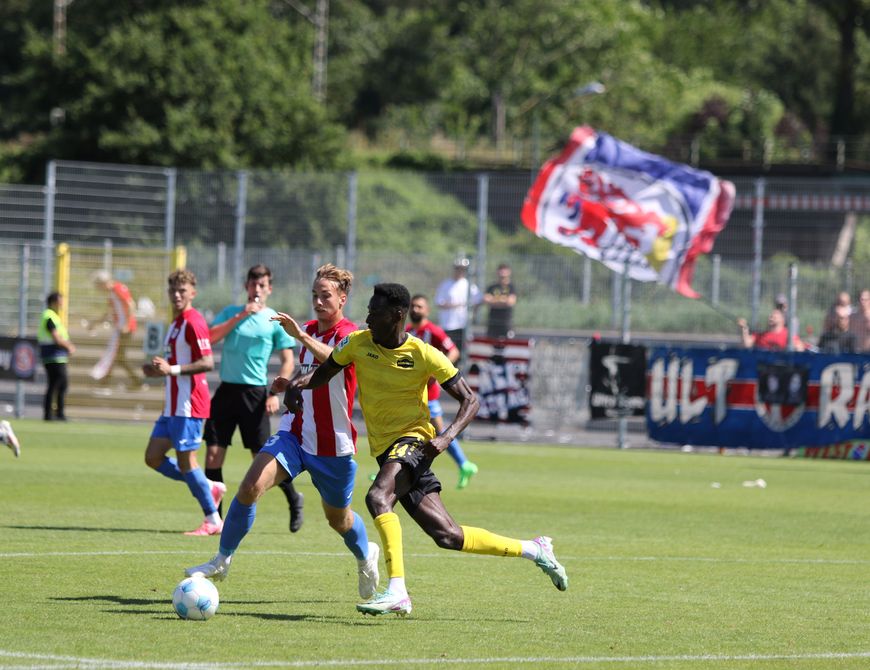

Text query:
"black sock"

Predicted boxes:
[[205, 467, 224, 516], [278, 478, 300, 506]]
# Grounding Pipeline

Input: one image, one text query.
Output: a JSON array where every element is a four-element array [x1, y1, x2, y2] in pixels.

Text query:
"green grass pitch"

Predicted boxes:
[[0, 419, 867, 669]]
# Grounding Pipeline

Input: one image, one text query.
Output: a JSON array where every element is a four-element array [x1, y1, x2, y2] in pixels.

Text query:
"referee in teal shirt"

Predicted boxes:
[[204, 265, 303, 531]]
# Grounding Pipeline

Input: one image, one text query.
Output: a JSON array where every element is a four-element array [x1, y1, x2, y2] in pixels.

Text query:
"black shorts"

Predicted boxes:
[[376, 437, 442, 513], [203, 383, 270, 452]]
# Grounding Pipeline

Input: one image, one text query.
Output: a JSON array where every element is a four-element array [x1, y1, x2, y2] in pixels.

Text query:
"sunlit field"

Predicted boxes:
[[0, 419, 867, 669]]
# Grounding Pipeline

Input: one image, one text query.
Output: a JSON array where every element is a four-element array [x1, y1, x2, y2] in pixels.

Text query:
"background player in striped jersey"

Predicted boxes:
[[185, 264, 380, 600], [143, 269, 224, 536], [406, 294, 478, 489]]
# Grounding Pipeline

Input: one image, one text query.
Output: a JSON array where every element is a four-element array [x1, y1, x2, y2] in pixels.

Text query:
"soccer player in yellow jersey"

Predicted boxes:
[[283, 282, 567, 616]]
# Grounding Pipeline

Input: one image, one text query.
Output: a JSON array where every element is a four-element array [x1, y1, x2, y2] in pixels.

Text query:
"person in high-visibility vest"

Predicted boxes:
[[38, 292, 76, 421]]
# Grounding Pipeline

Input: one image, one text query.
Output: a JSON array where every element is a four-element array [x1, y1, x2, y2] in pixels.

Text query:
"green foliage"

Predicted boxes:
[[852, 217, 870, 267], [355, 171, 483, 253], [7, 0, 345, 174], [3, 0, 870, 174]]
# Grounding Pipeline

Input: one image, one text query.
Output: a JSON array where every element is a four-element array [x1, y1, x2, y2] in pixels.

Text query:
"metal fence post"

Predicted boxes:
[[581, 256, 591, 306], [233, 170, 248, 303], [751, 178, 765, 330], [617, 259, 632, 450], [103, 238, 113, 272], [711, 254, 721, 306], [787, 262, 798, 351], [15, 244, 30, 417], [42, 161, 56, 297], [476, 173, 489, 294], [346, 171, 358, 315], [164, 168, 177, 251], [611, 269, 622, 330], [844, 259, 853, 297], [217, 242, 227, 288]]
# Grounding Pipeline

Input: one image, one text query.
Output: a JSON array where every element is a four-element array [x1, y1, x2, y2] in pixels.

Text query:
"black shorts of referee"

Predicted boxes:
[[204, 382, 272, 452]]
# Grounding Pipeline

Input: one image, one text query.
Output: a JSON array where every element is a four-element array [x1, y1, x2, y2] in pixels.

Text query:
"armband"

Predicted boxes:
[[169, 365, 181, 376]]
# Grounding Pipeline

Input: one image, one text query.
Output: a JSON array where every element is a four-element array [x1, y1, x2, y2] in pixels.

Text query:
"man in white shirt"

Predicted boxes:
[[434, 258, 481, 358]]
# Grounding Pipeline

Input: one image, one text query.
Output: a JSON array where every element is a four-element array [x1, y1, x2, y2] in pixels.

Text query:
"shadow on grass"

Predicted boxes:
[[7, 524, 182, 534], [51, 594, 526, 625], [50, 594, 378, 625]]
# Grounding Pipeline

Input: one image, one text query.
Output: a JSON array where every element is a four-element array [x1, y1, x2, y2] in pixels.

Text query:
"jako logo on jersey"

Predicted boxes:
[[396, 357, 414, 369], [367, 352, 379, 359]]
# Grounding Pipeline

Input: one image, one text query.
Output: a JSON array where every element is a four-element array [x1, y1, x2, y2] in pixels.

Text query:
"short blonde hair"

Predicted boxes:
[[168, 269, 197, 288], [314, 264, 352, 295]]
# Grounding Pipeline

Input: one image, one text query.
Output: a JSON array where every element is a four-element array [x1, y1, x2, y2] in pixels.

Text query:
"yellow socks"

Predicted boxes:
[[460, 525, 523, 557], [374, 512, 404, 578]]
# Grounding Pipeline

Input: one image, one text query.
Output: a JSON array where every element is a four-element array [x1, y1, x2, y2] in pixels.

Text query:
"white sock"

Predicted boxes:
[[521, 540, 539, 561], [206, 512, 221, 525], [388, 577, 407, 596]]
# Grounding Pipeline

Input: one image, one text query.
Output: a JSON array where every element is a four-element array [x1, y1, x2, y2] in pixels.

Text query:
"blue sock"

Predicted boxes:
[[183, 467, 216, 515], [341, 512, 369, 560], [155, 456, 184, 481], [219, 498, 257, 557], [446, 439, 468, 467]]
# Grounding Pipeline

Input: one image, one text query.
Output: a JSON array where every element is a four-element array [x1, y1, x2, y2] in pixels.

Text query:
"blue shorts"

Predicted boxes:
[[151, 416, 205, 452], [261, 430, 357, 509], [428, 399, 444, 419]]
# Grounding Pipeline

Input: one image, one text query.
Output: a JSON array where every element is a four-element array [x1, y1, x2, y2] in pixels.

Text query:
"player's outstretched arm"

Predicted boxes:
[[281, 355, 344, 412], [425, 376, 479, 459], [271, 313, 334, 363]]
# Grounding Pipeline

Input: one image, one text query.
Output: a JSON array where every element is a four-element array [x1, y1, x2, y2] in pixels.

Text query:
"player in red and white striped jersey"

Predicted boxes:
[[143, 270, 224, 537], [407, 294, 479, 489], [278, 316, 357, 457], [185, 264, 380, 600]]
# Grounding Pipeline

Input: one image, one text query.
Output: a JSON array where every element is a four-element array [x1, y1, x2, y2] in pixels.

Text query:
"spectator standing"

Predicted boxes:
[[203, 264, 303, 532], [849, 289, 870, 352], [90, 270, 140, 386], [434, 258, 481, 358], [483, 263, 517, 339], [38, 292, 76, 421], [818, 305, 858, 354], [737, 308, 805, 351]]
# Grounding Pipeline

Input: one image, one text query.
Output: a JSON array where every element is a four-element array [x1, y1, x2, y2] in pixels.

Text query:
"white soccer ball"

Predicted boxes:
[[172, 576, 219, 620]]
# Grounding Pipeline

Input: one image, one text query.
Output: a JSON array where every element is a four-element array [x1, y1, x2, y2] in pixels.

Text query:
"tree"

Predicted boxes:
[[6, 0, 345, 178]]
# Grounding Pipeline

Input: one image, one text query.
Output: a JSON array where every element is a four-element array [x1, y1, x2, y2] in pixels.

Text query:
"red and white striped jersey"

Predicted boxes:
[[406, 321, 456, 402], [162, 308, 212, 418], [278, 318, 358, 457]]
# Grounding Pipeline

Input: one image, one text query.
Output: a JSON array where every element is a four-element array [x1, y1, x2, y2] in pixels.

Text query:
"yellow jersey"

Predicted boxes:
[[332, 330, 458, 457]]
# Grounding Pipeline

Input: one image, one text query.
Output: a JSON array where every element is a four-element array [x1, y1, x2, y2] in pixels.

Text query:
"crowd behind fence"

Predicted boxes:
[[2, 160, 869, 347]]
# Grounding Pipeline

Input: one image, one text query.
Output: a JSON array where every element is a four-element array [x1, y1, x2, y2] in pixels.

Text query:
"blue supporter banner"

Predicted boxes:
[[646, 347, 870, 449], [0, 337, 38, 381]]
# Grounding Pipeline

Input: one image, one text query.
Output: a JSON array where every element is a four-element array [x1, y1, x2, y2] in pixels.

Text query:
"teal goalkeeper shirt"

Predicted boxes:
[[212, 305, 296, 386]]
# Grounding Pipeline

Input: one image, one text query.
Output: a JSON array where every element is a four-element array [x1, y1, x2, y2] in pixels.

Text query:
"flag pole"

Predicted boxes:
[[617, 259, 631, 450], [696, 293, 741, 326]]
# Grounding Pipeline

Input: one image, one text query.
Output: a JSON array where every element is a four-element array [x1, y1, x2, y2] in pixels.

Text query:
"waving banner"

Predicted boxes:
[[646, 347, 870, 450], [522, 126, 735, 298]]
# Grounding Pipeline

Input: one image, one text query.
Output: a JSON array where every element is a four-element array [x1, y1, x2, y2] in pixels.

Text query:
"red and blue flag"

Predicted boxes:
[[522, 126, 735, 298]]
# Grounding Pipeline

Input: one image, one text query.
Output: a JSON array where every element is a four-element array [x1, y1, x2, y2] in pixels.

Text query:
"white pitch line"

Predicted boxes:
[[0, 549, 867, 565], [2, 650, 870, 668]]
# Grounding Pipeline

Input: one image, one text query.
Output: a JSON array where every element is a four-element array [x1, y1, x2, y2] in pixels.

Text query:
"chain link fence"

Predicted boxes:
[[2, 161, 869, 342]]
